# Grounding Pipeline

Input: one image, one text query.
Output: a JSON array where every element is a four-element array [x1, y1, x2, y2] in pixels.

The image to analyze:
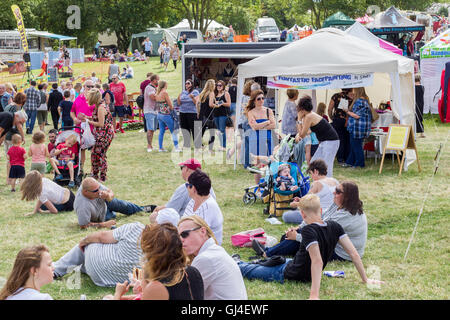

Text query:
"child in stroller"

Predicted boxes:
[[49, 132, 81, 188], [276, 164, 299, 192]]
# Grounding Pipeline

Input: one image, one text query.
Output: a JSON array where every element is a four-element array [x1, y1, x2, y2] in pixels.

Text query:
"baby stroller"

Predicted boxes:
[[243, 161, 310, 217], [53, 126, 84, 187]]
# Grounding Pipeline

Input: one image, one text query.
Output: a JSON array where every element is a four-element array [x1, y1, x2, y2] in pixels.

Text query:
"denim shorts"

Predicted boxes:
[[112, 105, 126, 118], [58, 159, 75, 167], [230, 103, 236, 116], [144, 113, 158, 131]]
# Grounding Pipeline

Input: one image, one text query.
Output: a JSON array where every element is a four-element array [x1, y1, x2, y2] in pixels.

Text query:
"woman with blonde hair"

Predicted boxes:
[[0, 245, 54, 300], [139, 223, 204, 300], [342, 87, 372, 169], [155, 80, 179, 152], [21, 170, 75, 216], [86, 88, 114, 181], [197, 79, 216, 151]]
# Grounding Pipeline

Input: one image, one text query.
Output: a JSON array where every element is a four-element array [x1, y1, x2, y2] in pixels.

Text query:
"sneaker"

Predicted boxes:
[[147, 148, 153, 153], [158, 149, 168, 152], [55, 174, 64, 181], [68, 181, 75, 188], [11, 189, 15, 192], [142, 205, 157, 213], [251, 239, 266, 257], [340, 163, 352, 168], [231, 254, 241, 263], [174, 147, 182, 153], [119, 128, 125, 134]]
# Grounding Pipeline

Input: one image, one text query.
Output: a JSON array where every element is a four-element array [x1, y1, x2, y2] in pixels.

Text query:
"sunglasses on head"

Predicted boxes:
[[256, 97, 265, 101], [180, 226, 201, 239]]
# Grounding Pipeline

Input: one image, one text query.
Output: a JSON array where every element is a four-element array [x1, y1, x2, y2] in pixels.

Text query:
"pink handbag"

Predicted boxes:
[[231, 228, 266, 247]]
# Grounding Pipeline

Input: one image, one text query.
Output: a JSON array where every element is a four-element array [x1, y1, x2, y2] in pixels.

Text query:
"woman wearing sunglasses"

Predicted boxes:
[[178, 216, 248, 300], [252, 181, 367, 263], [139, 223, 204, 300], [177, 80, 200, 149], [245, 89, 276, 184], [212, 80, 231, 151]]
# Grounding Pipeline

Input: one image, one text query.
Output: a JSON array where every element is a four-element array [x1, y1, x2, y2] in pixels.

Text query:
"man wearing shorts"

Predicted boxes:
[[142, 37, 153, 62], [109, 74, 128, 134], [143, 74, 159, 152]]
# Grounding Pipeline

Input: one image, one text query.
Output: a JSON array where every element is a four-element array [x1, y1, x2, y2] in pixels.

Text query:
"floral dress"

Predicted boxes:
[[91, 105, 114, 181]]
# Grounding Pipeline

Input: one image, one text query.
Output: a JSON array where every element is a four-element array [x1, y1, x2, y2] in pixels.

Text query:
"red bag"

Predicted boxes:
[[231, 228, 266, 248]]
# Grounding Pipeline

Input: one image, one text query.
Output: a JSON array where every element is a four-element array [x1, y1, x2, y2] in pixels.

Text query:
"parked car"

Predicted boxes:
[[255, 17, 280, 42], [177, 30, 204, 43]]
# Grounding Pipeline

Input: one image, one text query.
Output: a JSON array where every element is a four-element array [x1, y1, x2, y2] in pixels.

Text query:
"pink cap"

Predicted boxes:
[[178, 158, 202, 170]]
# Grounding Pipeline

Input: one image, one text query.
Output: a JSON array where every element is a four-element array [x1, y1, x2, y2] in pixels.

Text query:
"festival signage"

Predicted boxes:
[[11, 5, 29, 60], [266, 73, 374, 90]]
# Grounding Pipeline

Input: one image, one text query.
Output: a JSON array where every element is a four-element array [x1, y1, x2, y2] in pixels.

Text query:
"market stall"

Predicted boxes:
[[322, 12, 355, 30], [420, 28, 450, 114], [235, 28, 416, 169]]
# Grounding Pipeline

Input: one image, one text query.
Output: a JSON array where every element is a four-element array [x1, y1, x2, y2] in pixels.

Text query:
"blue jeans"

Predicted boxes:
[[157, 113, 178, 149], [346, 136, 365, 167], [214, 116, 227, 148], [104, 198, 143, 221], [265, 228, 301, 257], [25, 109, 37, 132], [238, 259, 291, 283], [230, 103, 236, 116], [282, 210, 303, 224]]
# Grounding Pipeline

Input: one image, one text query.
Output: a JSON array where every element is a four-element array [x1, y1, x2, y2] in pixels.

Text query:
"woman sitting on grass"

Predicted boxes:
[[0, 245, 54, 300], [108, 223, 204, 300], [21, 170, 75, 217]]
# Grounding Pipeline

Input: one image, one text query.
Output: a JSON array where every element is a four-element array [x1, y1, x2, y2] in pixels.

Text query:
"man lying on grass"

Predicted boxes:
[[234, 194, 384, 300]]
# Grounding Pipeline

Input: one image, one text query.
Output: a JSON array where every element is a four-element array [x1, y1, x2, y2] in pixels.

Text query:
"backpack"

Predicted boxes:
[[136, 94, 144, 109]]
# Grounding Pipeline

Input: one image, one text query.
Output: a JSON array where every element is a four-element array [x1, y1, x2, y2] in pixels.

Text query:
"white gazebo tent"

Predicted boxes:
[[235, 28, 416, 169], [169, 19, 229, 34]]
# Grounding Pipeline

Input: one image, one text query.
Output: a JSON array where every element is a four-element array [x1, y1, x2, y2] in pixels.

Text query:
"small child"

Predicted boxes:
[[6, 134, 27, 192], [74, 82, 82, 99], [28, 131, 50, 175], [276, 164, 298, 192], [58, 90, 74, 128], [50, 134, 77, 188], [317, 102, 329, 122]]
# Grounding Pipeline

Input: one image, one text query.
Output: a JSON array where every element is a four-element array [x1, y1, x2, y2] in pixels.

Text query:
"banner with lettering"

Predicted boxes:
[[266, 73, 374, 90], [11, 4, 29, 66]]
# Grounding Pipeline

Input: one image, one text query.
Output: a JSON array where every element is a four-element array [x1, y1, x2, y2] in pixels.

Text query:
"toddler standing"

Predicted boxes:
[[6, 134, 27, 192], [28, 131, 50, 175]]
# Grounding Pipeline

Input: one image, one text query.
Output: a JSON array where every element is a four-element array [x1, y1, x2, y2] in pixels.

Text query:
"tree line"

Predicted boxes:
[[0, 0, 442, 52]]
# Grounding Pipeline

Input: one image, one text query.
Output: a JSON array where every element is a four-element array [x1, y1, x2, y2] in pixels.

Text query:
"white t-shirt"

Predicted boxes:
[[192, 238, 247, 300], [39, 178, 67, 204], [6, 288, 53, 300], [166, 183, 216, 217], [184, 196, 223, 245], [143, 84, 157, 114]]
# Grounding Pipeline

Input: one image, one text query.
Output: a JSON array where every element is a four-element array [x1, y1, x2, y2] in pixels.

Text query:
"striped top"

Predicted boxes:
[[84, 222, 145, 287], [184, 196, 223, 245]]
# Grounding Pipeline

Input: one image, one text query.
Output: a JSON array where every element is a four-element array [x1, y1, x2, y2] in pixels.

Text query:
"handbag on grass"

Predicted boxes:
[[231, 228, 266, 247]]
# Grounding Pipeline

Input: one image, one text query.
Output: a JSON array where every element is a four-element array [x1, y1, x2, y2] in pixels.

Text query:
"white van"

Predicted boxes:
[[176, 30, 204, 43], [255, 17, 280, 42]]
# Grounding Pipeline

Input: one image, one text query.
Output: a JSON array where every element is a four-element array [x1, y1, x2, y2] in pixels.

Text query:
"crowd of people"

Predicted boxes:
[[0, 64, 389, 300]]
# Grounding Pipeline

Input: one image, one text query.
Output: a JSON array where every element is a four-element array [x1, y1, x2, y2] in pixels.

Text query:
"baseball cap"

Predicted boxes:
[[178, 158, 202, 170], [156, 208, 180, 227]]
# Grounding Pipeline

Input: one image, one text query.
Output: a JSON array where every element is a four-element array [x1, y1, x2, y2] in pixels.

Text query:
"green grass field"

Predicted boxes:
[[0, 59, 449, 300]]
